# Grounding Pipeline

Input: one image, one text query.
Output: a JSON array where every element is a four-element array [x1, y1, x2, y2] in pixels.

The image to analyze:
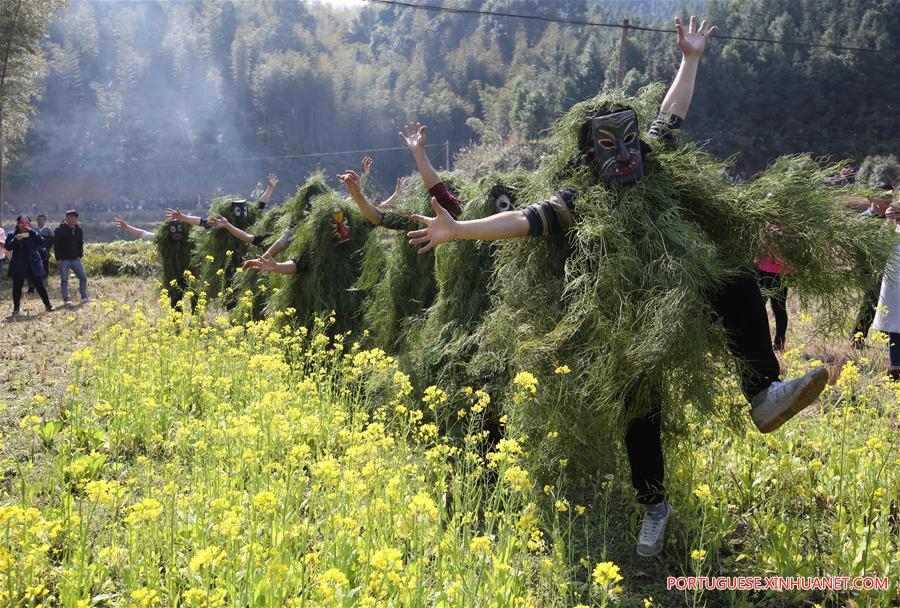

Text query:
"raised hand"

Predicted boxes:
[[267, 174, 279, 190], [675, 16, 716, 59], [209, 214, 230, 230], [115, 216, 128, 229], [360, 156, 373, 176], [380, 176, 408, 209], [338, 170, 362, 194], [399, 122, 427, 156], [407, 197, 458, 254], [165, 208, 185, 221]]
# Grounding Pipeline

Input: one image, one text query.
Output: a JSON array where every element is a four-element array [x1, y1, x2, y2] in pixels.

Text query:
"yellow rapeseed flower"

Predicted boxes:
[[592, 561, 623, 587]]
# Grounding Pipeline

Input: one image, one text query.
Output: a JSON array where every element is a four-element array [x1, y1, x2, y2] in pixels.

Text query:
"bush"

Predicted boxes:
[[857, 154, 899, 188], [82, 240, 157, 277]]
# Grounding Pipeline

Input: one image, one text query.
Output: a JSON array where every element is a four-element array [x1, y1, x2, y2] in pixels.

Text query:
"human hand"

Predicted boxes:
[[209, 214, 230, 230], [15, 232, 29, 240], [380, 176, 408, 208], [399, 122, 427, 156], [675, 16, 716, 60], [267, 174, 278, 190], [887, 204, 899, 222], [407, 197, 458, 254], [165, 208, 185, 221], [115, 216, 128, 229], [360, 156, 373, 176], [338, 170, 362, 194], [243, 254, 277, 273]]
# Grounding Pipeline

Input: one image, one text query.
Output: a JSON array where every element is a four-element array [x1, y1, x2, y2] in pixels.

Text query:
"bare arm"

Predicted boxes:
[[338, 169, 383, 225], [244, 254, 297, 275], [258, 174, 278, 207], [165, 208, 204, 227], [263, 228, 293, 258], [210, 215, 255, 243], [115, 216, 154, 241], [400, 122, 440, 190], [407, 197, 530, 254], [659, 16, 717, 120]]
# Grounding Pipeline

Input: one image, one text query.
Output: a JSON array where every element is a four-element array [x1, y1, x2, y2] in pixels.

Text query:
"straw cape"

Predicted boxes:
[[232, 174, 332, 323], [470, 85, 897, 481], [192, 195, 261, 306], [267, 192, 374, 335], [155, 220, 195, 307], [359, 172, 470, 354]]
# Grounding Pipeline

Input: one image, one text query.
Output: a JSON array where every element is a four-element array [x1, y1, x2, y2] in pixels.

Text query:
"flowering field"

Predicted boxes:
[[0, 286, 897, 607]]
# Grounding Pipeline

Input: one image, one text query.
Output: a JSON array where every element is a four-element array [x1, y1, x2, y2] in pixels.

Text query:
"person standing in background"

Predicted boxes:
[[5, 216, 55, 316], [54, 210, 90, 305], [872, 202, 900, 382], [27, 213, 54, 293], [850, 182, 893, 348]]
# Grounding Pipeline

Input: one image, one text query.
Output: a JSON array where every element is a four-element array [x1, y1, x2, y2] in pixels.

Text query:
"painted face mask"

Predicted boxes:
[[168, 220, 185, 242], [590, 109, 644, 185], [331, 209, 351, 245], [491, 185, 515, 213], [231, 200, 250, 228]]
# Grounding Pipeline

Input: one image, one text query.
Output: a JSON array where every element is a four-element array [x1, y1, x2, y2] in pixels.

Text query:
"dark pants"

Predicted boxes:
[[851, 281, 882, 342], [13, 276, 52, 311], [26, 256, 50, 291], [756, 269, 789, 350], [889, 333, 900, 369], [625, 273, 781, 504]]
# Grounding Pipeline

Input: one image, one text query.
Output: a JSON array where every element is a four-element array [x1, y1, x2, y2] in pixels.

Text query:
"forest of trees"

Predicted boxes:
[[4, 0, 899, 207]]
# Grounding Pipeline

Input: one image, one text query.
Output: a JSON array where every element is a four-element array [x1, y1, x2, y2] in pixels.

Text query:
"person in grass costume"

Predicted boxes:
[[165, 174, 277, 308], [115, 216, 195, 309], [340, 125, 470, 354], [244, 191, 374, 335], [406, 17, 893, 558]]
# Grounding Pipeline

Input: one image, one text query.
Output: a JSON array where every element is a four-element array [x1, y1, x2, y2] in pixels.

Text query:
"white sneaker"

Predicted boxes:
[[636, 500, 672, 557], [750, 366, 828, 433]]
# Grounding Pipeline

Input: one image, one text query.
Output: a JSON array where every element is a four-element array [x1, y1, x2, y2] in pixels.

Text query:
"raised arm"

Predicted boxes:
[[338, 169, 383, 225], [115, 216, 155, 241], [262, 228, 293, 258], [407, 197, 529, 254], [258, 174, 278, 208], [659, 16, 717, 120], [209, 215, 256, 243], [400, 122, 440, 190], [165, 208, 205, 227]]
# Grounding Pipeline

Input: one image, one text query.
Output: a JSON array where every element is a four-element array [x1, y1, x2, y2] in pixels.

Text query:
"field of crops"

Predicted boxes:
[[0, 281, 897, 607]]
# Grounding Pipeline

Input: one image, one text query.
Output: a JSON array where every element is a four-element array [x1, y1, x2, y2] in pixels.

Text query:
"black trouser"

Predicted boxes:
[[625, 273, 781, 504], [13, 276, 52, 310], [756, 269, 788, 350], [851, 279, 882, 342], [26, 255, 50, 291]]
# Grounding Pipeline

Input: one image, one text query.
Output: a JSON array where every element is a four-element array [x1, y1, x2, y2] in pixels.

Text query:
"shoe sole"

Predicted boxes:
[[753, 366, 828, 433], [636, 544, 663, 557]]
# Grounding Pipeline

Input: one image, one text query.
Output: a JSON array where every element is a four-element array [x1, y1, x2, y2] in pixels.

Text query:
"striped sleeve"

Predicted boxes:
[[522, 188, 577, 236]]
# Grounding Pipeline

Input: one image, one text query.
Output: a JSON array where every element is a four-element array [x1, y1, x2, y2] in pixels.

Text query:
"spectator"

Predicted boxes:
[[872, 201, 900, 382], [27, 213, 54, 293], [5, 215, 55, 316], [0, 241, 7, 275], [54, 210, 90, 305], [850, 182, 893, 347]]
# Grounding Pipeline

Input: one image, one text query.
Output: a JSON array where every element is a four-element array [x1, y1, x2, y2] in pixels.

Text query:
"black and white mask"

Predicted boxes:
[[231, 201, 250, 228], [168, 220, 185, 242], [590, 109, 644, 185]]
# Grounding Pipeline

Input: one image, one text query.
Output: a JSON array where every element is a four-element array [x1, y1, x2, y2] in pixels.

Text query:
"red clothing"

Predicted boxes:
[[428, 182, 462, 219]]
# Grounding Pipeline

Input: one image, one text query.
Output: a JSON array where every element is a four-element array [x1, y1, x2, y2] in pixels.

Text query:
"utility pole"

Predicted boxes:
[[615, 18, 630, 88], [445, 140, 450, 171]]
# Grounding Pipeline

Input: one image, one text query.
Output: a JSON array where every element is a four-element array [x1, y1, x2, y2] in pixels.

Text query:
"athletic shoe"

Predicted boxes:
[[636, 500, 672, 557], [750, 366, 828, 433], [63, 300, 73, 306], [45, 305, 55, 312]]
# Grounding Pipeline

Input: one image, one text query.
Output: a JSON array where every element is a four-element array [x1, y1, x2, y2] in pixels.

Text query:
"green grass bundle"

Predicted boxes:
[[155, 220, 196, 308], [191, 195, 260, 306], [232, 174, 332, 323], [267, 192, 373, 335], [471, 84, 898, 483], [407, 170, 530, 413], [360, 172, 470, 353]]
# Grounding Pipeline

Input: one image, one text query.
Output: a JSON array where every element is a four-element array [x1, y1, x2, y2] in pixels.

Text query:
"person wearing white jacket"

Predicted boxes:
[[872, 203, 900, 381]]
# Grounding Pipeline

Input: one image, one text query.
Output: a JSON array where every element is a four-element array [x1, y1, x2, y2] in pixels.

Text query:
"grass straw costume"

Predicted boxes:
[[255, 192, 373, 335], [114, 217, 195, 309], [405, 16, 892, 558], [231, 174, 331, 322]]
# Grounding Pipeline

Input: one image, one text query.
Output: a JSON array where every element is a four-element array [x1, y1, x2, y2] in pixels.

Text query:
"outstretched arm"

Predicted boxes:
[[407, 197, 530, 254], [338, 169, 383, 225], [258, 174, 278, 208], [263, 228, 293, 258], [400, 122, 440, 190], [659, 16, 717, 120], [244, 254, 297, 275], [209, 215, 256, 243], [115, 216, 155, 241], [165, 208, 204, 227]]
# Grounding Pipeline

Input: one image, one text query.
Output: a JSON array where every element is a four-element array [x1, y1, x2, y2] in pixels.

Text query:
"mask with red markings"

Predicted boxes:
[[590, 109, 644, 186]]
